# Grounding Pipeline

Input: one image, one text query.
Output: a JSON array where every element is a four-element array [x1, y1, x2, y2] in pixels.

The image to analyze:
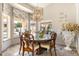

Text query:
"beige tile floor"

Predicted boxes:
[[2, 44, 79, 56]]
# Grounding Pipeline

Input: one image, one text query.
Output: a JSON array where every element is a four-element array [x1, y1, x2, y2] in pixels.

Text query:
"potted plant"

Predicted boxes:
[[15, 22, 22, 36]]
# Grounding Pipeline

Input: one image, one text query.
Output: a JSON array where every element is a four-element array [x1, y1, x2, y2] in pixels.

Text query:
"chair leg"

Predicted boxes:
[[28, 51, 29, 54], [49, 41, 52, 56], [22, 50, 24, 56], [19, 45, 22, 54], [32, 51, 34, 56], [54, 47, 57, 56], [22, 45, 24, 56], [32, 42, 34, 56], [49, 48, 52, 56]]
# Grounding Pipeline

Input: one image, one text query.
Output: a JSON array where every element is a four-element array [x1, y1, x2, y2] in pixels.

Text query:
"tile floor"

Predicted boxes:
[[2, 44, 78, 56]]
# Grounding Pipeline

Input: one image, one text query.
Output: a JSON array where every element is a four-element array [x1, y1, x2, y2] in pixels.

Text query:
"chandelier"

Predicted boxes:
[[32, 7, 43, 21], [32, 7, 43, 39]]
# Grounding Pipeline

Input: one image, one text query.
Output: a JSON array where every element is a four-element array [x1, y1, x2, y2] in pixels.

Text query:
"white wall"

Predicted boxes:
[[75, 4, 79, 24], [44, 3, 76, 22], [43, 3, 76, 46]]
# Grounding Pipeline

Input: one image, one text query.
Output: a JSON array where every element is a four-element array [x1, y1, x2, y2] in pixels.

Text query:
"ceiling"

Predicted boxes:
[[29, 3, 50, 7], [10, 3, 33, 13], [10, 3, 50, 14]]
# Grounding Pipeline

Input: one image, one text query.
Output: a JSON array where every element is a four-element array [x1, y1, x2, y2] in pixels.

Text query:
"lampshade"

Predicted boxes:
[[32, 7, 43, 21]]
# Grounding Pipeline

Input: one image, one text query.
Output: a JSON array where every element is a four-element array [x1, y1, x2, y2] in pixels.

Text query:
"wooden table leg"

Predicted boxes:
[[36, 42, 47, 55]]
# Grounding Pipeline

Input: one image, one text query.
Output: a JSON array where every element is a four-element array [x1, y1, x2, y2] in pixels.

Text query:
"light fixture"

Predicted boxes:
[[32, 7, 43, 39], [32, 7, 43, 21]]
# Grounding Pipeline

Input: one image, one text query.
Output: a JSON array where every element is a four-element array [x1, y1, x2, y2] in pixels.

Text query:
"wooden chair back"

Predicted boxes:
[[50, 32, 57, 44], [22, 32, 34, 56]]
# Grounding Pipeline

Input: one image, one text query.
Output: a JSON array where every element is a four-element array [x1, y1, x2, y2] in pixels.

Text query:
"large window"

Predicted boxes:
[[14, 17, 27, 37], [14, 19, 22, 37], [2, 13, 10, 41]]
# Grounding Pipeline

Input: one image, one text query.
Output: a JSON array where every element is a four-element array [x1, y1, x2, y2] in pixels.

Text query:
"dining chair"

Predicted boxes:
[[22, 32, 35, 56], [49, 32, 57, 56], [41, 32, 57, 56]]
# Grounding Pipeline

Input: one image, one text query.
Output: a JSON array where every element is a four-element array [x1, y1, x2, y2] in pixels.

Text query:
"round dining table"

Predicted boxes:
[[29, 34, 52, 55]]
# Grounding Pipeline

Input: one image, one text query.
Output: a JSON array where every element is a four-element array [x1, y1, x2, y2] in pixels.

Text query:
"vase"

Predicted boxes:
[[62, 31, 75, 50]]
